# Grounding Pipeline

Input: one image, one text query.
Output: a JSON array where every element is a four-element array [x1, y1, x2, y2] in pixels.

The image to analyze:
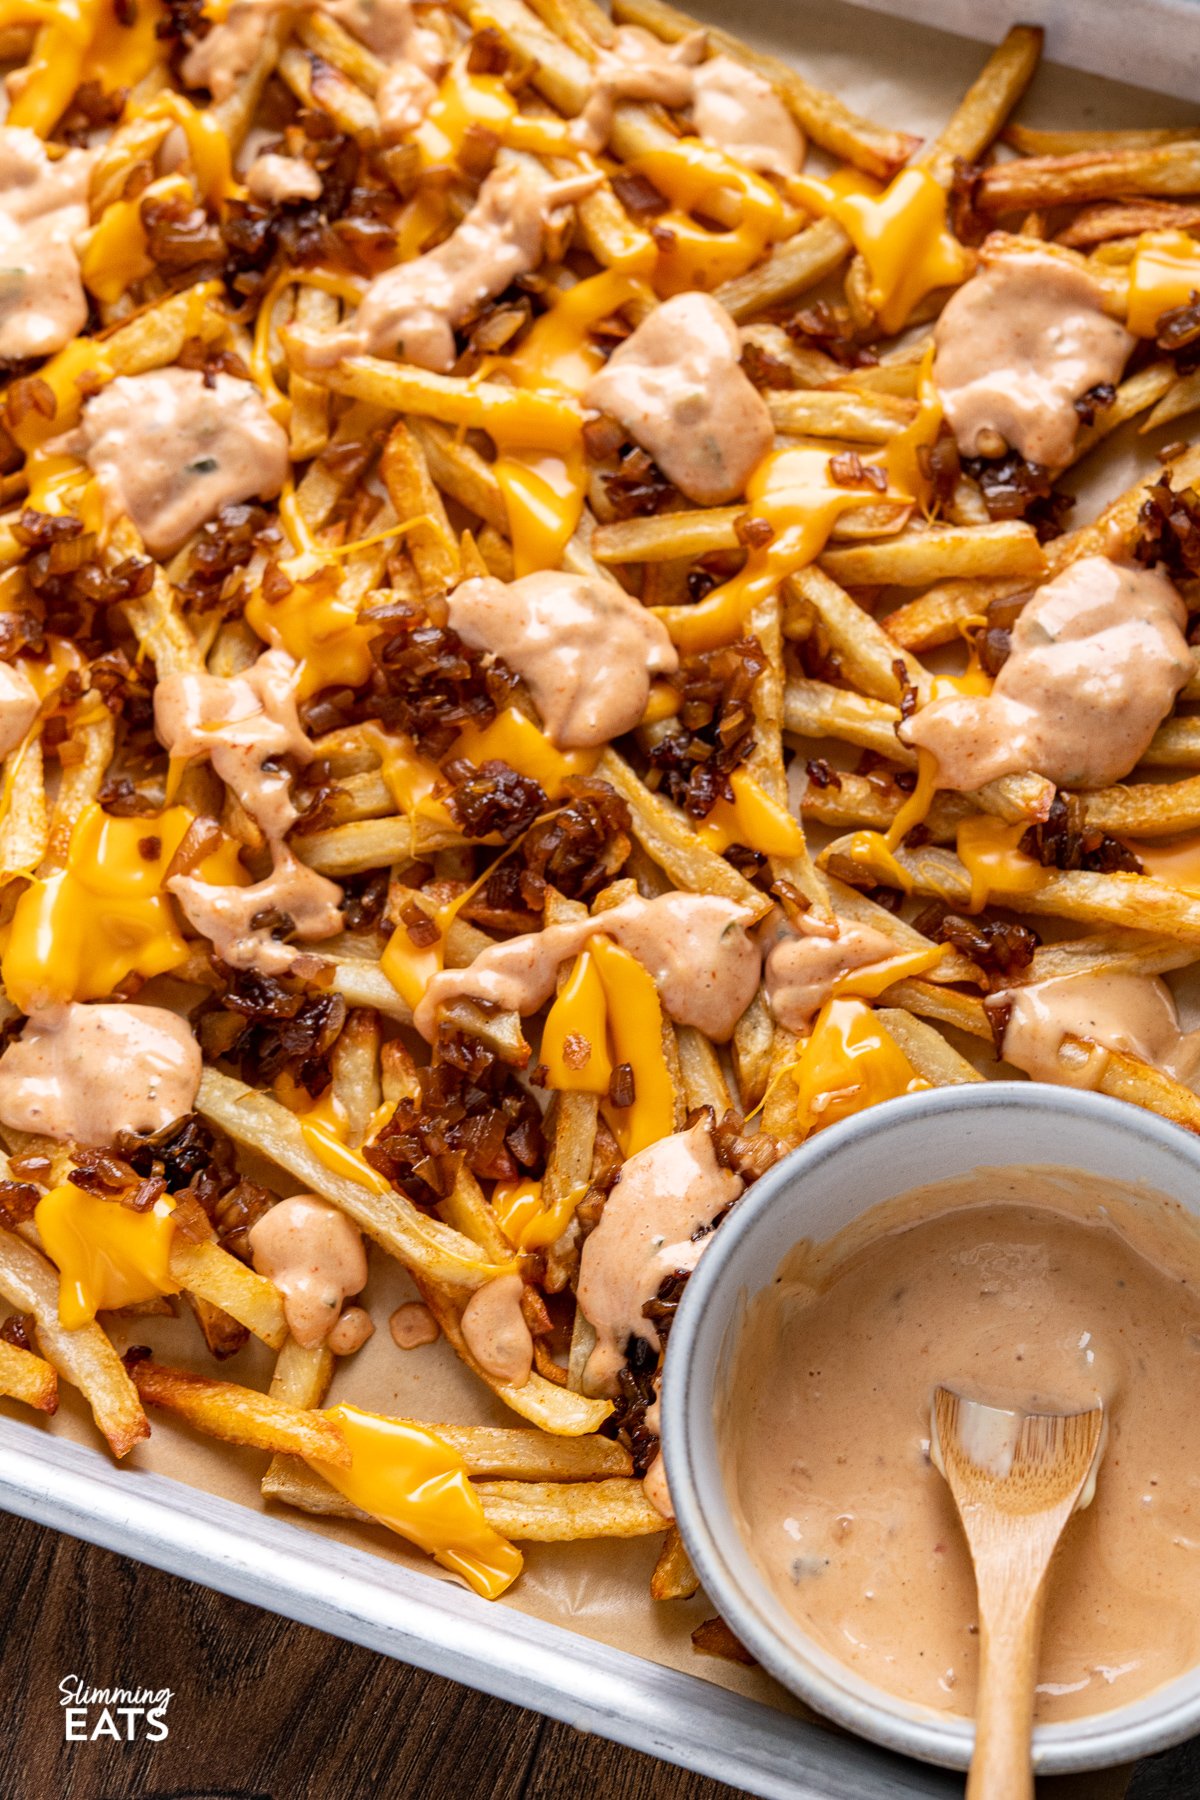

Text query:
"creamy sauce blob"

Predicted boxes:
[[168, 847, 344, 975], [0, 660, 40, 759], [0, 127, 90, 361], [249, 1193, 368, 1348], [390, 1299, 440, 1348], [329, 0, 440, 65], [460, 1270, 533, 1387], [725, 1170, 1200, 1720], [577, 1119, 742, 1394], [61, 369, 289, 558], [328, 1304, 375, 1355], [902, 557, 1190, 791], [765, 917, 902, 1032], [570, 26, 706, 155], [690, 55, 804, 178], [291, 164, 599, 371], [154, 649, 312, 839], [585, 293, 773, 505], [996, 971, 1200, 1089], [935, 245, 1133, 468], [0, 1003, 201, 1144], [245, 151, 322, 204], [445, 571, 678, 747], [412, 893, 760, 1043]]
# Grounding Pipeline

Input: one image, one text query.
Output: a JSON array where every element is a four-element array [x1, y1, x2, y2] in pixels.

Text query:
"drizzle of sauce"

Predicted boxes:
[[60, 368, 289, 557], [249, 1193, 368, 1348], [390, 1300, 440, 1348], [0, 126, 90, 360], [584, 292, 773, 505], [724, 1170, 1200, 1720], [0, 1002, 200, 1144], [0, 660, 40, 759], [168, 846, 343, 975], [935, 243, 1133, 467], [290, 164, 599, 372], [445, 570, 678, 748], [996, 971, 1200, 1088], [460, 1271, 533, 1387], [576, 1119, 741, 1394], [154, 649, 313, 839], [412, 893, 760, 1044], [902, 557, 1190, 791], [765, 918, 902, 1033], [181, 4, 271, 101]]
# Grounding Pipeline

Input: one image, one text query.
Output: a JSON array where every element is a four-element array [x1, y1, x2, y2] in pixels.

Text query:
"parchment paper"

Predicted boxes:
[[5, 0, 1200, 1732]]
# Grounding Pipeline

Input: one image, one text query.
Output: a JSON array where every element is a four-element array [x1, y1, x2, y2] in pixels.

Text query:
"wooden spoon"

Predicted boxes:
[[931, 1387, 1106, 1800]]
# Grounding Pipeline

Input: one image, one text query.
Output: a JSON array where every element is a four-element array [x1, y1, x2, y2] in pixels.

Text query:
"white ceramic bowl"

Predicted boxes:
[[663, 1083, 1200, 1775]]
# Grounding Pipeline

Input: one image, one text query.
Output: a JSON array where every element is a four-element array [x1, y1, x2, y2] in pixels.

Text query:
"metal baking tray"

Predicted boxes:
[[2, 5, 1198, 1797]]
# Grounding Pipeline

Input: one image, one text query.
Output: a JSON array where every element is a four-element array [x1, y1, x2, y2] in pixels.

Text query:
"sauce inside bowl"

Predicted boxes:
[[721, 1168, 1200, 1722]]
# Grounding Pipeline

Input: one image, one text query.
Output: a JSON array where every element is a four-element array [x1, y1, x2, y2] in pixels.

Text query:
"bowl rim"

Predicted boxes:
[[662, 1081, 1200, 1774]]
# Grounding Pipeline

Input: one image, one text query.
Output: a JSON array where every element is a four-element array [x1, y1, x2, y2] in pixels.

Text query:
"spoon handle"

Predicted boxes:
[[967, 1583, 1044, 1800]]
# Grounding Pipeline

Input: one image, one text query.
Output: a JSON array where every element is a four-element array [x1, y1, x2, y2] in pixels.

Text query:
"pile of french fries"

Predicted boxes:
[[2, 0, 1200, 1632]]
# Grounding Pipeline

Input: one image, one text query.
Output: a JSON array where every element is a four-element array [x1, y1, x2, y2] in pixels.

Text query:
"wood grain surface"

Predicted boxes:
[[1, 1514, 1198, 1800]]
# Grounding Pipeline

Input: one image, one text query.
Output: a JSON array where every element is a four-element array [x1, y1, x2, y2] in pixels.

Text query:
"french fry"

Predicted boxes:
[[979, 141, 1200, 211], [0, 1336, 58, 1413], [277, 42, 380, 145], [126, 1357, 353, 1466], [882, 576, 1030, 653], [676, 1025, 733, 1115], [875, 1010, 986, 1086], [196, 1069, 514, 1293], [651, 1525, 700, 1600], [0, 1226, 147, 1457], [1005, 124, 1200, 156], [473, 1477, 667, 1539], [715, 218, 854, 323], [821, 521, 1046, 588], [1057, 199, 1200, 250], [919, 26, 1044, 187], [787, 565, 930, 705], [379, 421, 461, 597], [765, 387, 917, 444], [597, 750, 773, 916], [185, 1293, 250, 1362], [692, 1616, 756, 1665], [1082, 774, 1200, 837], [168, 1237, 288, 1351], [0, 735, 49, 884]]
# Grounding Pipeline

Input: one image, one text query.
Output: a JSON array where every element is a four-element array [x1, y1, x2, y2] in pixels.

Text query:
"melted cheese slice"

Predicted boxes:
[[1127, 230, 1200, 338], [35, 1182, 179, 1329], [956, 815, 1048, 912], [310, 1404, 523, 1600], [1, 803, 243, 1011]]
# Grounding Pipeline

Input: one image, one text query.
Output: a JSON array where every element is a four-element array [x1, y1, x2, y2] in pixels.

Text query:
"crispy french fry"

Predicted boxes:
[[1057, 199, 1200, 250], [732, 989, 776, 1113], [0, 1336, 58, 1413], [919, 26, 1043, 187], [821, 522, 1046, 588], [168, 1236, 288, 1350], [651, 1525, 700, 1599], [980, 140, 1200, 211], [127, 1357, 352, 1465], [692, 1616, 756, 1664], [1006, 124, 1200, 156], [881, 577, 1030, 652], [875, 1009, 986, 1086], [675, 1025, 733, 1115], [766, 387, 917, 443], [0, 1226, 147, 1457], [473, 1477, 667, 1539], [184, 1294, 250, 1362]]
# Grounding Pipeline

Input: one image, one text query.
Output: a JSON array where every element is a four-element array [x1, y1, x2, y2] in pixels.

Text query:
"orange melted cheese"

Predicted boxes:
[[540, 933, 675, 1154], [310, 1404, 523, 1599], [35, 1181, 179, 1329], [1, 802, 243, 1011], [956, 814, 1048, 912], [655, 444, 908, 653], [788, 996, 928, 1138], [625, 139, 794, 296], [792, 167, 971, 334], [1127, 230, 1200, 337]]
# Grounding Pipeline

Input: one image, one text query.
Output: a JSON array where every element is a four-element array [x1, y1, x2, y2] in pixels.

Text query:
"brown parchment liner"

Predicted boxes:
[[2, 0, 1197, 1763]]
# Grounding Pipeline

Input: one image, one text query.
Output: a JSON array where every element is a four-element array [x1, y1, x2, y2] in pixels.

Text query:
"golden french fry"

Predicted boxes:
[[184, 1293, 250, 1362], [979, 140, 1200, 211], [651, 1525, 701, 1599], [821, 521, 1046, 588], [920, 26, 1044, 186], [0, 1336, 58, 1413], [473, 1477, 667, 1540], [597, 750, 772, 917], [875, 1010, 986, 1086], [127, 1357, 352, 1465], [168, 1237, 288, 1351]]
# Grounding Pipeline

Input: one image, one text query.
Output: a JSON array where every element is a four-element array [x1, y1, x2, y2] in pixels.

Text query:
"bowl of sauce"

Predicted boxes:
[[662, 1084, 1200, 1774]]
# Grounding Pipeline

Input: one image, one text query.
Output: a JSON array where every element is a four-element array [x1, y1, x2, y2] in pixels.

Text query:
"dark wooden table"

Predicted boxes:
[[3, 1514, 1199, 1800]]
